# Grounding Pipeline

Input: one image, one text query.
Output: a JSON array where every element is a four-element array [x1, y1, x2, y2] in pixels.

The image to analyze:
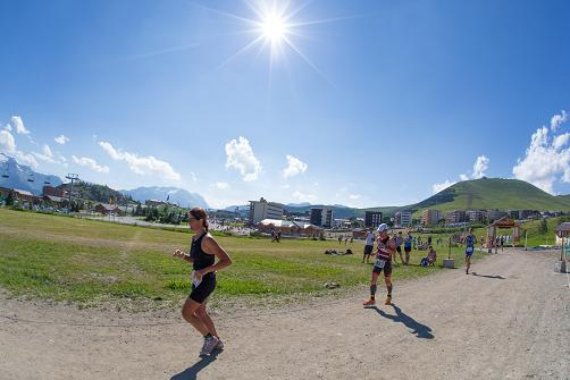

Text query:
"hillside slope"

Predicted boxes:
[[410, 178, 570, 212]]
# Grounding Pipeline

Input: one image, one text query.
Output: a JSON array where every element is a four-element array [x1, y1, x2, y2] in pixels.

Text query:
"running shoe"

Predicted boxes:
[[362, 298, 376, 306], [384, 295, 392, 305], [215, 339, 224, 351], [200, 336, 220, 357]]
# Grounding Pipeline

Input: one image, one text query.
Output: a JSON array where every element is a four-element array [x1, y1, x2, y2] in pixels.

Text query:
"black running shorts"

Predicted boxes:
[[364, 245, 373, 255], [190, 274, 216, 304], [373, 260, 393, 276]]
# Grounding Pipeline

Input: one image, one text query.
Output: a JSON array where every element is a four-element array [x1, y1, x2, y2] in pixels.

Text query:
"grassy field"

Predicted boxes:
[[0, 209, 486, 310]]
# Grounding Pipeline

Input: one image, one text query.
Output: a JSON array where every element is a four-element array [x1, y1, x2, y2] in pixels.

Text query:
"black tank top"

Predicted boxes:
[[190, 233, 215, 275]]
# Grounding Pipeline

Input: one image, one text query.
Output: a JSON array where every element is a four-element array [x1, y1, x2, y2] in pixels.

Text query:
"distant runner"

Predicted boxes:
[[363, 223, 396, 306], [403, 231, 413, 265], [362, 228, 375, 264], [394, 231, 404, 264], [464, 228, 476, 275]]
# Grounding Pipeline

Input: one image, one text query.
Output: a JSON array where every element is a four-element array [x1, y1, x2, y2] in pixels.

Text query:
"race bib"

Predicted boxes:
[[374, 258, 386, 269], [191, 270, 202, 287]]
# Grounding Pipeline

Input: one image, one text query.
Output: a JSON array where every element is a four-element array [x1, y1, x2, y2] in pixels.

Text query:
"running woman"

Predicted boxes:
[[464, 228, 476, 275], [363, 223, 396, 306], [173, 207, 232, 356]]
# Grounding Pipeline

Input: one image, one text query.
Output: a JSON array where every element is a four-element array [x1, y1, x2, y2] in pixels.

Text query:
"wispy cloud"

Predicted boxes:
[[11, 116, 30, 135], [0, 128, 39, 168], [550, 110, 568, 131], [214, 182, 230, 190], [472, 155, 490, 179], [282, 154, 308, 178], [225, 136, 262, 182], [99, 141, 180, 180], [32, 144, 58, 163], [432, 180, 456, 194], [292, 190, 317, 202], [0, 129, 16, 153], [54, 135, 70, 145], [513, 110, 570, 194], [72, 155, 110, 173], [432, 155, 490, 193]]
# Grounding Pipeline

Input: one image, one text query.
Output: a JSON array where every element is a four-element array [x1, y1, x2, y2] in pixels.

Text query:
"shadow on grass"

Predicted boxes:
[[367, 304, 434, 339], [170, 350, 221, 380], [471, 272, 506, 280]]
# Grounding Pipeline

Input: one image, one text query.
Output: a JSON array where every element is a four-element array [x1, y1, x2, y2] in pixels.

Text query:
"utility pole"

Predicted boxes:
[[65, 173, 79, 213]]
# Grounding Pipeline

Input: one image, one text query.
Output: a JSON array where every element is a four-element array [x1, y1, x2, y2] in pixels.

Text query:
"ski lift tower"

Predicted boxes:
[[65, 173, 79, 213]]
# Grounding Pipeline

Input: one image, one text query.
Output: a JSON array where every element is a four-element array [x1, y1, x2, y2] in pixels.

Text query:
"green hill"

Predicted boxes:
[[410, 178, 570, 213]]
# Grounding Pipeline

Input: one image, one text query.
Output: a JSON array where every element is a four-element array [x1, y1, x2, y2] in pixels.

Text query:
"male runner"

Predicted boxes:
[[465, 228, 476, 275], [363, 223, 396, 306]]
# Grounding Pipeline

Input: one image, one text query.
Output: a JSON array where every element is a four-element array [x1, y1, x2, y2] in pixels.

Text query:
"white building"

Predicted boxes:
[[394, 210, 412, 227], [249, 197, 284, 225]]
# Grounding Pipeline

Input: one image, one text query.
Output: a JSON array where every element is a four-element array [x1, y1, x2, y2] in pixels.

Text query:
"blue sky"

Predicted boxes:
[[1, 0, 570, 209]]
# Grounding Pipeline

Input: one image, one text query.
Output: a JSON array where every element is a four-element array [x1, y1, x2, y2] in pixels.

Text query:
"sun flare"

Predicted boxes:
[[260, 13, 289, 44]]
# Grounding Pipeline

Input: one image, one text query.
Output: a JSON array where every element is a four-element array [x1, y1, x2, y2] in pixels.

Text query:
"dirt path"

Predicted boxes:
[[1, 249, 569, 380]]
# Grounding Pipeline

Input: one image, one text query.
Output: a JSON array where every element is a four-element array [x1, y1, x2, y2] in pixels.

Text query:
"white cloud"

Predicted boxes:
[[189, 171, 197, 182], [472, 155, 490, 179], [54, 135, 70, 145], [72, 155, 110, 173], [11, 116, 30, 134], [513, 115, 570, 194], [0, 129, 16, 153], [432, 155, 490, 193], [4, 124, 12, 132], [550, 110, 568, 131], [292, 190, 317, 202], [99, 141, 180, 180], [282, 155, 308, 178], [42, 145, 53, 158], [32, 144, 58, 163], [553, 133, 570, 150], [348, 194, 361, 200], [224, 136, 262, 182], [0, 129, 39, 168], [432, 180, 456, 194], [214, 182, 230, 190]]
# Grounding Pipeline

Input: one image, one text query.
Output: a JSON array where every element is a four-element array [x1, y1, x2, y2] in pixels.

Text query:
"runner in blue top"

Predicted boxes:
[[464, 228, 476, 275]]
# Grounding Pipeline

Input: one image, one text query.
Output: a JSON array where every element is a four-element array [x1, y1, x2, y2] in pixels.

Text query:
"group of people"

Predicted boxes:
[[171, 209, 480, 357], [362, 225, 479, 306], [362, 229, 413, 265]]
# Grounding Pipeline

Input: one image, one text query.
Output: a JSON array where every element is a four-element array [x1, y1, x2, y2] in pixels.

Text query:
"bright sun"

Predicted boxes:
[[261, 13, 288, 44]]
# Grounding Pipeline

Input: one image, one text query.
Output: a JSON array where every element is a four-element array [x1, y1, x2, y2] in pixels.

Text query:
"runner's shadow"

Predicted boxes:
[[170, 351, 220, 380], [471, 272, 506, 280], [369, 304, 434, 339]]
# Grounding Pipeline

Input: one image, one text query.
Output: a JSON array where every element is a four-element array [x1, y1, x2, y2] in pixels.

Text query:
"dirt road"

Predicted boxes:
[[1, 249, 569, 380]]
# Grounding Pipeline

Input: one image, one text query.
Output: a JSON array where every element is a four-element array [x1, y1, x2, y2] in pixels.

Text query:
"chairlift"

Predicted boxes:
[[27, 173, 35, 183], [1, 167, 8, 178]]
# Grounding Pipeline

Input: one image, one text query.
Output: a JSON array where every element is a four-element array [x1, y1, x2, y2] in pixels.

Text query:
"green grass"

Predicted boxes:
[[0, 208, 485, 310]]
